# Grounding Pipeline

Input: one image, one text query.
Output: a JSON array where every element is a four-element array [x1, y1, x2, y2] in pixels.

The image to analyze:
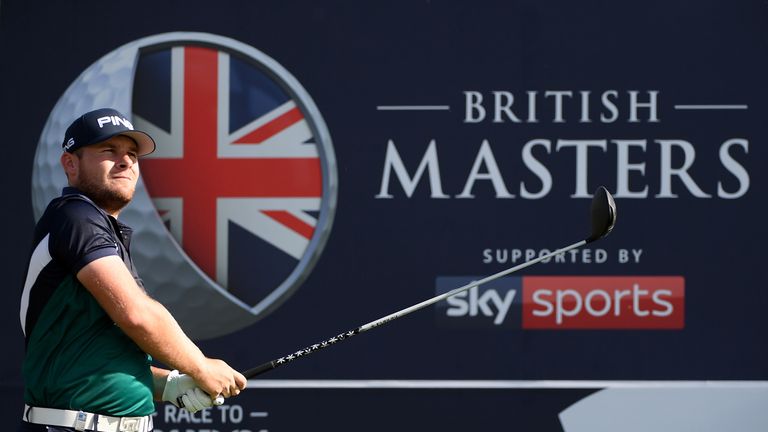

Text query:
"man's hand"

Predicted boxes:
[[178, 388, 219, 413], [188, 358, 247, 400], [162, 370, 219, 413]]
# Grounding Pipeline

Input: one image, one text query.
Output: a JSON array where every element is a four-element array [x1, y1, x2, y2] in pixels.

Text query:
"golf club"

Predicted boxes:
[[232, 186, 617, 379], [193, 186, 616, 407]]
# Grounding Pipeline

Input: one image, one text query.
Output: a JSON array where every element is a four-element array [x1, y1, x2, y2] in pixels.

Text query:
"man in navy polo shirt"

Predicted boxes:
[[19, 108, 246, 432]]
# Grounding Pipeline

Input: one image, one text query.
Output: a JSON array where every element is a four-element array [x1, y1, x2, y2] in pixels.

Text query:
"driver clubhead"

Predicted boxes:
[[586, 186, 616, 243]]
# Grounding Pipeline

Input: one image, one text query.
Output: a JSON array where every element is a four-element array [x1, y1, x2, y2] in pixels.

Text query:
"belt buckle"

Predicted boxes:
[[118, 416, 141, 432], [74, 410, 87, 431]]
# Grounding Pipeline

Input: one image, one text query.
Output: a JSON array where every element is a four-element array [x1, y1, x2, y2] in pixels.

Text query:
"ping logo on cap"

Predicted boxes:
[[96, 115, 134, 130], [64, 138, 75, 151]]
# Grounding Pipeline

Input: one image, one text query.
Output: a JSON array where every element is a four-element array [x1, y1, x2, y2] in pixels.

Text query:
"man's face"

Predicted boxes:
[[63, 135, 140, 215]]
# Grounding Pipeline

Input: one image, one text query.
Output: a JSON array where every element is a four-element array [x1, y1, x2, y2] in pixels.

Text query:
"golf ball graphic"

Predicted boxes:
[[32, 33, 337, 339]]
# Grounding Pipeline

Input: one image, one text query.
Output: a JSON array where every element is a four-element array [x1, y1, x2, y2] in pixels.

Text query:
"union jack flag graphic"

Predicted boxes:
[[132, 44, 328, 306]]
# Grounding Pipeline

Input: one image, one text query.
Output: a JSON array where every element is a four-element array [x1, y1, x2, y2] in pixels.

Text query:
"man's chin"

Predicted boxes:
[[80, 186, 134, 215]]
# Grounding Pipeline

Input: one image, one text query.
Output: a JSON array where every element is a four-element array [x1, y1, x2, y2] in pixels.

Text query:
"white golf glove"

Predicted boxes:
[[162, 370, 220, 413]]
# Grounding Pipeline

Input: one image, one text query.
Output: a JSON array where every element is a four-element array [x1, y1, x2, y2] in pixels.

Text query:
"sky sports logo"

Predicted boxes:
[[434, 276, 684, 329]]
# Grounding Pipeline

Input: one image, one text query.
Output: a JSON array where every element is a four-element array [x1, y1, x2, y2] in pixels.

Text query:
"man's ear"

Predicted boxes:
[[60, 152, 78, 181]]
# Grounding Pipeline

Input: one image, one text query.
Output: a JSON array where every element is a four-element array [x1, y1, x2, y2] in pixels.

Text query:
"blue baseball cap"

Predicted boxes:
[[62, 108, 156, 156]]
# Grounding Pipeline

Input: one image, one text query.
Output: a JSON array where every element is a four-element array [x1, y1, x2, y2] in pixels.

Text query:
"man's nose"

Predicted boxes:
[[117, 153, 134, 168]]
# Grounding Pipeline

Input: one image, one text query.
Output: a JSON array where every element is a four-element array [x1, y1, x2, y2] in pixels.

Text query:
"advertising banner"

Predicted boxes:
[[2, 1, 767, 430]]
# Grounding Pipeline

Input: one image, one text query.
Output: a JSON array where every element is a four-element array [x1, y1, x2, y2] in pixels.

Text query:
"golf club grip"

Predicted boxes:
[[243, 328, 361, 378], [243, 361, 275, 378]]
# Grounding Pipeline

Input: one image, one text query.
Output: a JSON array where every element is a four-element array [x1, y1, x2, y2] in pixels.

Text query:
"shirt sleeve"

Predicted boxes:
[[48, 199, 120, 274]]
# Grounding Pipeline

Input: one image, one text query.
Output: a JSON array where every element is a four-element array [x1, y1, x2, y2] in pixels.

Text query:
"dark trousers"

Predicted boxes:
[[18, 423, 83, 431], [17, 422, 46, 432]]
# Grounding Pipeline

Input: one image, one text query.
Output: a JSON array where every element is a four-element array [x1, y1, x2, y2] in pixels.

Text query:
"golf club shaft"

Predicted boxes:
[[243, 239, 587, 378]]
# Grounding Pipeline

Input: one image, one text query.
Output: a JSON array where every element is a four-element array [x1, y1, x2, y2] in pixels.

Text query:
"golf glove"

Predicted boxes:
[[162, 370, 215, 413]]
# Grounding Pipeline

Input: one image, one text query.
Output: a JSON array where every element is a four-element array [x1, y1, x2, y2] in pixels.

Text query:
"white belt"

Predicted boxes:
[[23, 405, 153, 432]]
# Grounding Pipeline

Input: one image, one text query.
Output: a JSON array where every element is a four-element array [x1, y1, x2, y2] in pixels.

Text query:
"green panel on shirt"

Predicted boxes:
[[23, 276, 154, 416]]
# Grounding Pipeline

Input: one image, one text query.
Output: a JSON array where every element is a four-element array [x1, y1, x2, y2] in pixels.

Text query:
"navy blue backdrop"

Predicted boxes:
[[1, 1, 766, 431]]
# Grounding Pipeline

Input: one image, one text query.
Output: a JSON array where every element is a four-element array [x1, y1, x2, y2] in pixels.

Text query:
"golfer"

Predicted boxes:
[[18, 108, 246, 432]]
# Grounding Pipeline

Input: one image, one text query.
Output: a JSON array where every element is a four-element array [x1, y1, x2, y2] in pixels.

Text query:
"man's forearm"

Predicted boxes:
[[118, 296, 208, 377], [78, 255, 244, 398]]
